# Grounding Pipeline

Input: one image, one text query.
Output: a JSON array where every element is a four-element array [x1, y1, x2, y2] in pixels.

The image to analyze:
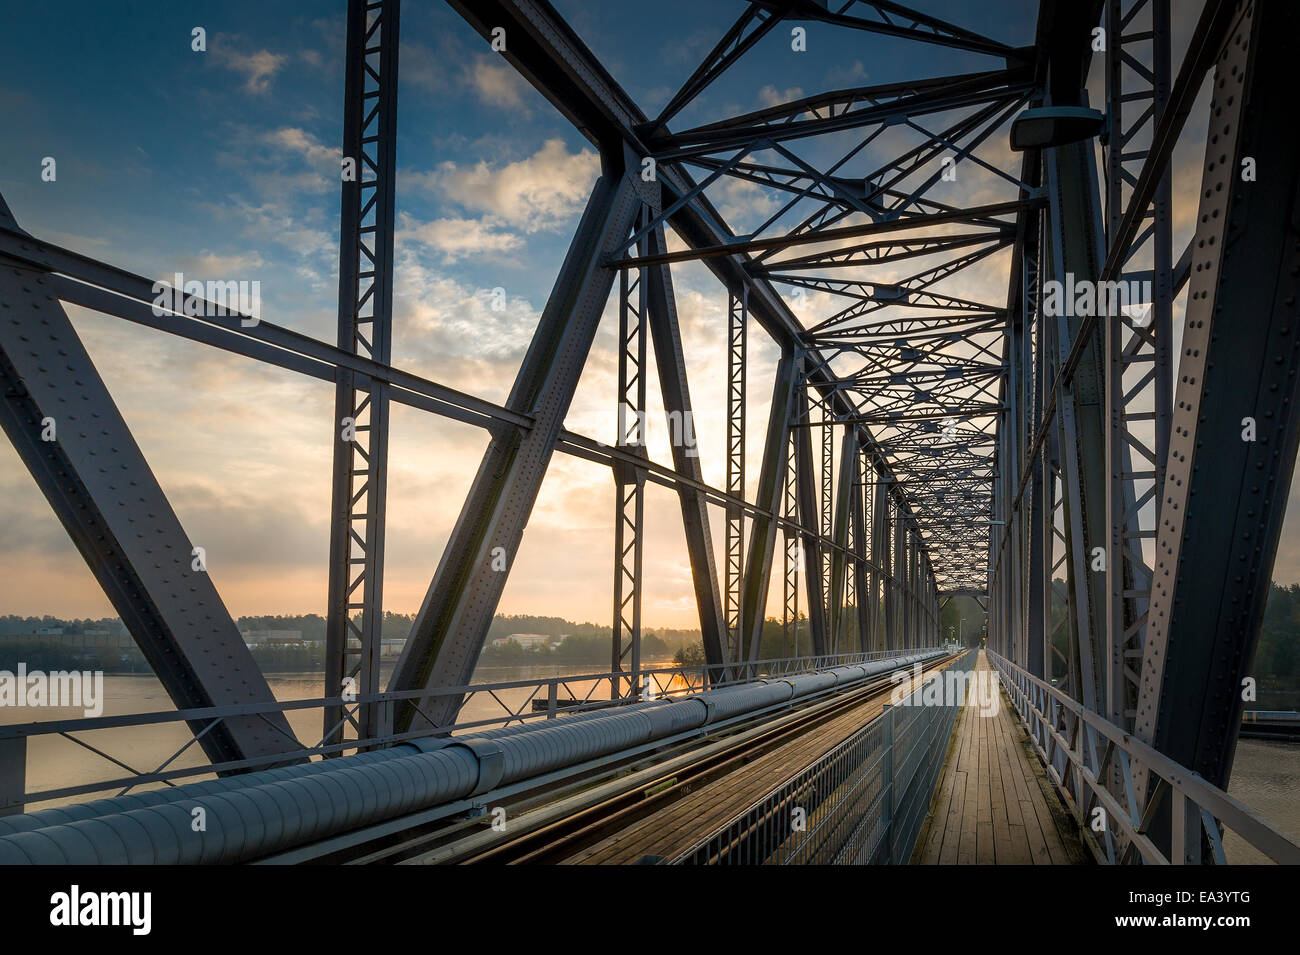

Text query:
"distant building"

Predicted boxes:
[[241, 629, 304, 646], [37, 627, 63, 635], [490, 633, 557, 650]]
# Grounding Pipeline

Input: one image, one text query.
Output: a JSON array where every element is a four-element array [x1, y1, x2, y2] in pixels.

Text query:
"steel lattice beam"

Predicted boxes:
[[324, 0, 400, 749], [390, 163, 644, 732]]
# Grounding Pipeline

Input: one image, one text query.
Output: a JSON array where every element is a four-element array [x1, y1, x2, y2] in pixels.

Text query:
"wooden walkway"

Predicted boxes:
[[912, 651, 1089, 865]]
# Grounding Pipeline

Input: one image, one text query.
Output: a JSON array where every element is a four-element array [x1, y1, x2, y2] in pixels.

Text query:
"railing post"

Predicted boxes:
[[547, 681, 558, 719], [376, 696, 394, 745], [882, 702, 896, 863], [0, 735, 25, 817], [1171, 787, 1202, 865]]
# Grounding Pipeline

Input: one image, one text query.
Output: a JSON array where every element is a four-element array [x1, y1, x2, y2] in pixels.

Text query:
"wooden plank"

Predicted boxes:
[[991, 679, 1055, 864], [989, 690, 1035, 864], [997, 672, 1085, 865], [914, 706, 964, 863], [956, 700, 980, 864], [938, 770, 967, 863], [985, 700, 1015, 863]]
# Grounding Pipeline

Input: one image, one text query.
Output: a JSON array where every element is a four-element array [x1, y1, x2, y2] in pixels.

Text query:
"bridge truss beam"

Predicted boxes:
[[324, 0, 400, 749]]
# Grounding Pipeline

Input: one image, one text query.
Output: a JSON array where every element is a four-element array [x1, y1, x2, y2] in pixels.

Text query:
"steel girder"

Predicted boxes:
[[725, 288, 747, 664], [852, 451, 872, 652], [829, 429, 857, 651], [0, 198, 301, 769], [821, 399, 835, 640], [434, 0, 950, 678], [870, 465, 889, 650], [1100, 0, 1171, 737], [755, 0, 1025, 61], [324, 0, 399, 749], [742, 353, 797, 663], [642, 221, 730, 673], [389, 164, 645, 732], [611, 206, 650, 699], [1135, 0, 1300, 796], [781, 406, 801, 659], [1042, 139, 1109, 716], [794, 372, 830, 657]]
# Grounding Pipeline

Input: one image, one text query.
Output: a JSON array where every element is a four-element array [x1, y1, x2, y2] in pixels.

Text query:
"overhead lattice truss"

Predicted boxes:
[[617, 3, 1034, 599]]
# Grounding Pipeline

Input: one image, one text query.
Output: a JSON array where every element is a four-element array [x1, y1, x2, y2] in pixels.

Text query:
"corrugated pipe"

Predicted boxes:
[[0, 650, 944, 864]]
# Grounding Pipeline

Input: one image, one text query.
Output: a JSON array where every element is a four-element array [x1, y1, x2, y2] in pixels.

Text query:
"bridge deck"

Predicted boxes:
[[913, 651, 1089, 865], [559, 656, 959, 865]]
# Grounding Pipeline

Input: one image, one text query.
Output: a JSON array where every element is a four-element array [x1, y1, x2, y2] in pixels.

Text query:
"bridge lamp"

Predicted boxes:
[[1009, 105, 1105, 151]]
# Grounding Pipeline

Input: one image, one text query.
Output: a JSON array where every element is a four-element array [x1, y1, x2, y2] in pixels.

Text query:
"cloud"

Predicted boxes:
[[711, 176, 780, 233], [213, 41, 288, 95], [392, 248, 536, 372], [824, 60, 869, 88], [197, 195, 335, 279], [758, 85, 804, 108], [396, 211, 522, 263], [169, 249, 266, 279], [261, 127, 336, 167], [467, 55, 529, 110], [412, 139, 600, 233]]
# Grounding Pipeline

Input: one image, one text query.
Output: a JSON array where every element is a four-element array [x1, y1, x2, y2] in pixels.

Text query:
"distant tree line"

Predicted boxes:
[[0, 616, 128, 636], [3, 583, 1297, 695], [1258, 583, 1300, 699]]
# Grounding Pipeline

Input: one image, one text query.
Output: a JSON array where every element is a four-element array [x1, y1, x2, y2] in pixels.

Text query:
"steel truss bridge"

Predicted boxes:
[[1, 0, 1300, 865]]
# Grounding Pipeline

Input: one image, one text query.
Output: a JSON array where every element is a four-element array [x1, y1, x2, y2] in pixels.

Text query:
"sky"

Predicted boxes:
[[2, 0, 1296, 629]]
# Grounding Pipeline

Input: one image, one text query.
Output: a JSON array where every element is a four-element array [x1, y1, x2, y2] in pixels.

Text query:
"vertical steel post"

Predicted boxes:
[[725, 288, 747, 665], [325, 0, 399, 747], [784, 430, 800, 658], [830, 429, 856, 653], [871, 467, 889, 651], [1025, 207, 1046, 678], [1102, 0, 1172, 733], [853, 451, 872, 652], [795, 372, 829, 656], [612, 207, 650, 699], [821, 397, 835, 635], [0, 736, 25, 818], [742, 352, 798, 664]]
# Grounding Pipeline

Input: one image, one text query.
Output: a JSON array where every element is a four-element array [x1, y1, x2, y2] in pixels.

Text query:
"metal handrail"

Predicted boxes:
[[987, 650, 1300, 865]]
